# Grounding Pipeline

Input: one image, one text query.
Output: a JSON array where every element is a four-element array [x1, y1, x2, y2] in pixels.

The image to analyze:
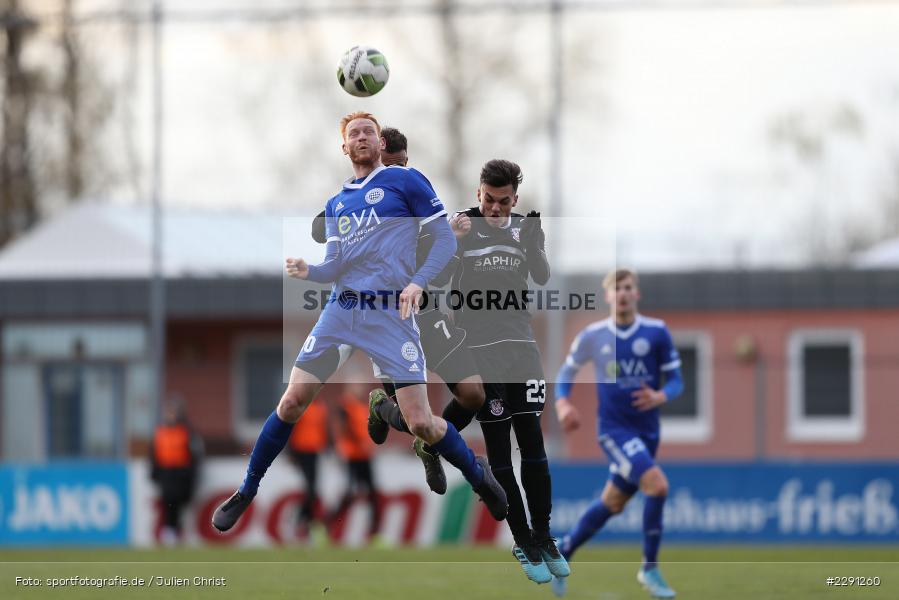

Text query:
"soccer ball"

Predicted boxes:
[[337, 46, 390, 97]]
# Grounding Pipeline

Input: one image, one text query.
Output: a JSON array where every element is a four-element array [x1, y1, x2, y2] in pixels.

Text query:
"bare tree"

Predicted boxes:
[[60, 0, 83, 200], [768, 103, 866, 265], [0, 0, 38, 247], [0, 0, 120, 248]]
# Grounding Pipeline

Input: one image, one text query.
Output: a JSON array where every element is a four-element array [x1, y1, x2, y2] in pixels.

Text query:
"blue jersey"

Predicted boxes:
[[324, 165, 447, 292], [556, 315, 683, 437]]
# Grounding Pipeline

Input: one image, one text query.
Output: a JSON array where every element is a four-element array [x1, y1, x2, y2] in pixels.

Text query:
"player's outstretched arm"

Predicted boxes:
[[409, 217, 456, 290], [285, 257, 310, 279], [555, 330, 593, 432], [299, 238, 342, 283], [555, 396, 581, 433], [662, 365, 685, 401], [555, 360, 583, 432]]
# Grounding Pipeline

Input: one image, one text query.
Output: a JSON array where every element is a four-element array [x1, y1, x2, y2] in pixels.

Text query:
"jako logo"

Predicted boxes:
[[7, 484, 121, 531]]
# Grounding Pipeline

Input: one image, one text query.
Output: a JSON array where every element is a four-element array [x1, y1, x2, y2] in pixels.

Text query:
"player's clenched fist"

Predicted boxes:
[[285, 257, 309, 279], [450, 213, 472, 239], [555, 397, 581, 433]]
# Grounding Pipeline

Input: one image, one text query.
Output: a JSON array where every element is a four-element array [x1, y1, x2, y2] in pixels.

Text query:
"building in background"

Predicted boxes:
[[2, 204, 898, 463]]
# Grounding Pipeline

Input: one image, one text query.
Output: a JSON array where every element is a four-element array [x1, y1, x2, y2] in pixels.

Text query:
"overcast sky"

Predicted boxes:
[[60, 0, 899, 270]]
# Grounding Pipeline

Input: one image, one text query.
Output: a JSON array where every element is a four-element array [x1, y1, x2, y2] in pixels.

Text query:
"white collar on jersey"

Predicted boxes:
[[612, 314, 642, 340], [343, 164, 386, 190]]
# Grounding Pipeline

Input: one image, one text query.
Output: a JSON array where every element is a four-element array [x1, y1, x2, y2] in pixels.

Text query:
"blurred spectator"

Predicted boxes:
[[286, 400, 329, 541], [330, 381, 381, 543], [150, 399, 203, 545]]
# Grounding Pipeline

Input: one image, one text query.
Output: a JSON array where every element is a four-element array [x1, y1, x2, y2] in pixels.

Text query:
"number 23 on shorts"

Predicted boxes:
[[526, 379, 546, 403]]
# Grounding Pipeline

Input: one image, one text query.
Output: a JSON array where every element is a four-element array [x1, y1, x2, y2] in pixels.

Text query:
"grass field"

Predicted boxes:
[[2, 546, 897, 599]]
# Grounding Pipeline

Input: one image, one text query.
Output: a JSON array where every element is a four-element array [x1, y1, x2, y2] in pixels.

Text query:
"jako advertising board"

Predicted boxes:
[[0, 462, 129, 546]]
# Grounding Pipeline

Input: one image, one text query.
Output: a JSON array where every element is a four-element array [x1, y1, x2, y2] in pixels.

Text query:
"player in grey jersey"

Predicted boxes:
[[444, 159, 568, 585]]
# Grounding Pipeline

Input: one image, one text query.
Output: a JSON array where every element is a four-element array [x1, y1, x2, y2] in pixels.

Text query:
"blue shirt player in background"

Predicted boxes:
[[212, 111, 508, 532], [551, 269, 683, 599]]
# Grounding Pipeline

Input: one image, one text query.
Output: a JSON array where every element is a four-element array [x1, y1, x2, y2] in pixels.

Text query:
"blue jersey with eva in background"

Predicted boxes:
[[324, 165, 447, 292], [556, 314, 683, 438]]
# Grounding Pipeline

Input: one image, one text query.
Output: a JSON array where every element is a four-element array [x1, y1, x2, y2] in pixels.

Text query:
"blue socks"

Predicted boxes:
[[561, 493, 667, 568], [430, 422, 484, 487], [642, 494, 666, 571], [239, 411, 294, 498], [562, 498, 614, 560]]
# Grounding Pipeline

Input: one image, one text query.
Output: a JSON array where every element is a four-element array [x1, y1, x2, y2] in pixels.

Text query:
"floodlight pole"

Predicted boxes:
[[149, 0, 166, 428], [546, 0, 566, 445]]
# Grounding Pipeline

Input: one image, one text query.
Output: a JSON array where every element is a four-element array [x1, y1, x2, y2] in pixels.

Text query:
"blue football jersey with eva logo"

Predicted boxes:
[[324, 165, 446, 292], [563, 315, 681, 436]]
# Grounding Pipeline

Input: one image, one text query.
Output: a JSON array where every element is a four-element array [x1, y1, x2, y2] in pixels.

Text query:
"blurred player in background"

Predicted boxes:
[[329, 380, 381, 543], [312, 126, 487, 496], [442, 159, 568, 585], [150, 400, 203, 546], [286, 400, 328, 542], [212, 112, 507, 533], [552, 269, 683, 599]]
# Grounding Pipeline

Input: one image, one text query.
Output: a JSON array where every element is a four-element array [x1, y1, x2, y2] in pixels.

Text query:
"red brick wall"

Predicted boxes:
[[165, 308, 899, 460]]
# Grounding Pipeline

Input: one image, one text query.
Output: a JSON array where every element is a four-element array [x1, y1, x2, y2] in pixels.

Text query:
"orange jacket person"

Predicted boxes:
[[330, 388, 380, 541], [150, 401, 203, 545], [287, 401, 329, 537]]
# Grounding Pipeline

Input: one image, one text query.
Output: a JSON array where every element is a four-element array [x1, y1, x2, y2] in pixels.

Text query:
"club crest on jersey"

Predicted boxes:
[[511, 228, 521, 242], [401, 341, 419, 362], [365, 188, 385, 205], [489, 398, 504, 416], [632, 338, 650, 357]]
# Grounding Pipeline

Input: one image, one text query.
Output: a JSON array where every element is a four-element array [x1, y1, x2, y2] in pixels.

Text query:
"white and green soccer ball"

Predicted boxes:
[[337, 46, 390, 97]]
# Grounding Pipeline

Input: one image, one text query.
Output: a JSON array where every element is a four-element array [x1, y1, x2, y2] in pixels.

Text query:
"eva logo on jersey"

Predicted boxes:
[[337, 207, 382, 236], [605, 358, 651, 384]]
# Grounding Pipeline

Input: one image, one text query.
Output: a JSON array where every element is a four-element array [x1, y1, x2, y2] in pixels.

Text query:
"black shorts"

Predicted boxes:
[[472, 341, 546, 423], [415, 308, 479, 387]]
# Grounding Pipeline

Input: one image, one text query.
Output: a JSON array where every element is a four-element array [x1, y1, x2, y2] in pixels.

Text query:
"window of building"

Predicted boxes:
[[787, 329, 864, 442], [233, 337, 287, 441], [660, 331, 712, 442], [2, 322, 142, 460]]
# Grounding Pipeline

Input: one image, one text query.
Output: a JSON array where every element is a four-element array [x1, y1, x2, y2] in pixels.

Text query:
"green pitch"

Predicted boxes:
[[1, 546, 897, 599]]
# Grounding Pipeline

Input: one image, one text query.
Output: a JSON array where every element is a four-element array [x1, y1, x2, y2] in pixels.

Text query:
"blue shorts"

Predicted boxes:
[[295, 297, 427, 384], [598, 429, 660, 495]]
